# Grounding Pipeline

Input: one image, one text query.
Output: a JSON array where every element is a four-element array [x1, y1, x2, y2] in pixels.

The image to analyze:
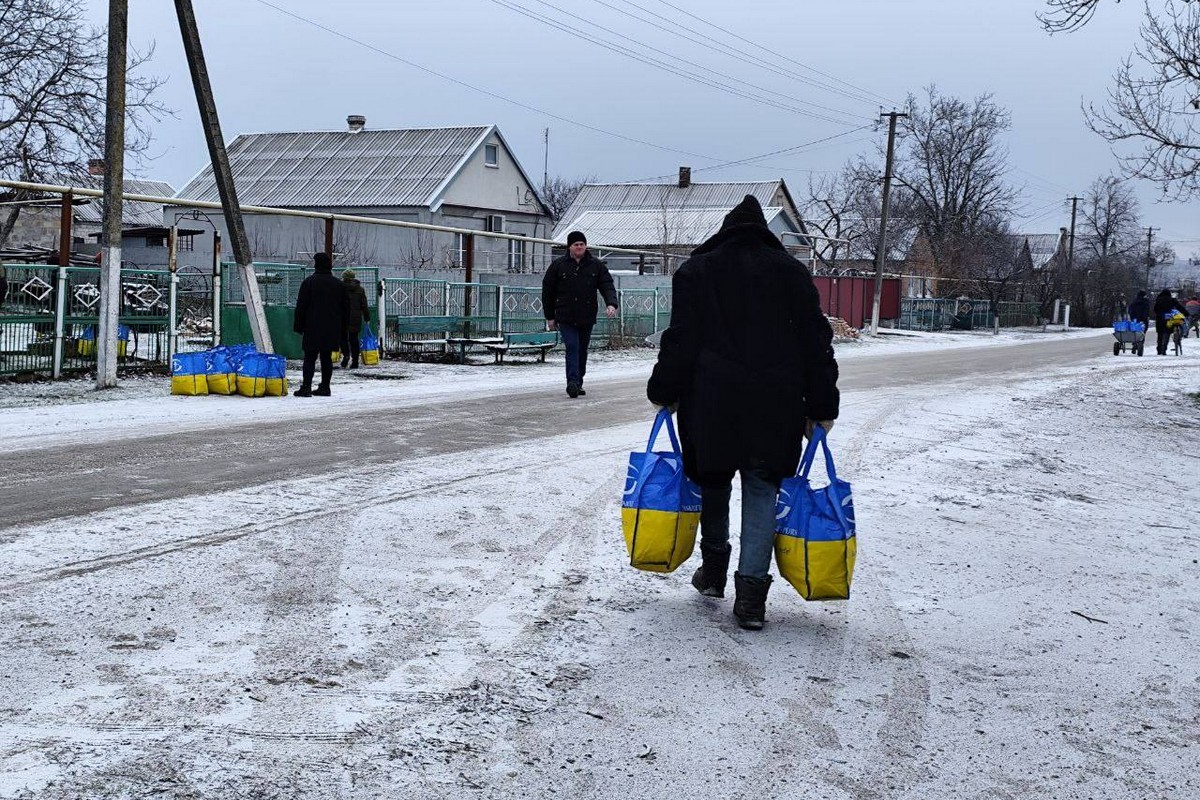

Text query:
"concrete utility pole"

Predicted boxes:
[[97, 0, 128, 389], [1145, 226, 1157, 289], [1064, 196, 1078, 324], [174, 0, 272, 353], [870, 110, 906, 335]]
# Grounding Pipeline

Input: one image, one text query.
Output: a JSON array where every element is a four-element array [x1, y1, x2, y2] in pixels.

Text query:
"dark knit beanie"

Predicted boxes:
[[567, 230, 587, 246], [720, 195, 768, 231], [314, 252, 332, 272]]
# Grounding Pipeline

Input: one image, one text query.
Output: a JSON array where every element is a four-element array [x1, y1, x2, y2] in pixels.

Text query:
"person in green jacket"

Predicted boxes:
[[340, 269, 371, 369]]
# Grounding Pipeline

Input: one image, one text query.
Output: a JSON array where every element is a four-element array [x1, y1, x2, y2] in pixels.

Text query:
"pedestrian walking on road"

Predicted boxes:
[[340, 269, 371, 369], [542, 230, 619, 398], [1127, 290, 1150, 332], [293, 252, 347, 397], [646, 194, 841, 630], [1153, 289, 1188, 355]]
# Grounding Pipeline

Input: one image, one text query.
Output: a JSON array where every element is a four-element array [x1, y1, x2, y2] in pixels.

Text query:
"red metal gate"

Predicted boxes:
[[811, 276, 900, 329]]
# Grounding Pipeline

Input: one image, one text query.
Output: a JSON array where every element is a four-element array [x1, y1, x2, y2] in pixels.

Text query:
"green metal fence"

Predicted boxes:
[[1, 264, 185, 377], [898, 298, 1045, 332], [996, 301, 1041, 328]]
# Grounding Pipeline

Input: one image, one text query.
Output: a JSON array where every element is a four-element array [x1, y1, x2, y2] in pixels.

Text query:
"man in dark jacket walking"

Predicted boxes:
[[1128, 290, 1150, 333], [542, 231, 619, 398], [647, 195, 840, 630], [340, 269, 372, 369], [293, 252, 347, 396], [1153, 288, 1188, 355]]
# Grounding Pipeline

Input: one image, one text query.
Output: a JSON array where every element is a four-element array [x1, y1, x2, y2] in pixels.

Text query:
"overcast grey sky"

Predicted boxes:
[[85, 0, 1199, 256]]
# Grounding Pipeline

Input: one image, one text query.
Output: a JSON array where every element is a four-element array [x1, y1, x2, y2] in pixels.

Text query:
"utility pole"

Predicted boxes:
[[870, 110, 906, 335], [542, 127, 550, 190], [1064, 196, 1078, 324], [97, 0, 128, 389], [1145, 226, 1157, 289], [174, 0, 272, 353]]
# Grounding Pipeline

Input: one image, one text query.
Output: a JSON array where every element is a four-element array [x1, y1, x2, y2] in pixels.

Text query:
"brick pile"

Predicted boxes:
[[828, 316, 860, 340]]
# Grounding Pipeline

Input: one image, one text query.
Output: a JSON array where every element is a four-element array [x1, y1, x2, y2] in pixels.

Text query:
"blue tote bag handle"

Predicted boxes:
[[646, 407, 683, 455], [796, 424, 852, 533]]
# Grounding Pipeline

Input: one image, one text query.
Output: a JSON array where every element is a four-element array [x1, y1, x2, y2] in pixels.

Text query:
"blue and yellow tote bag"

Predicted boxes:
[[360, 324, 380, 365], [774, 425, 856, 600], [621, 409, 701, 573], [206, 347, 237, 395], [170, 351, 209, 396]]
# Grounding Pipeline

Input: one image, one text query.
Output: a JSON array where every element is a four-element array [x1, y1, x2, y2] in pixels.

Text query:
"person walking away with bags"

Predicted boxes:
[[1127, 290, 1150, 333], [293, 252, 347, 396], [1153, 289, 1188, 355], [340, 269, 371, 368], [1184, 295, 1200, 337], [647, 195, 840, 630], [542, 230, 619, 398]]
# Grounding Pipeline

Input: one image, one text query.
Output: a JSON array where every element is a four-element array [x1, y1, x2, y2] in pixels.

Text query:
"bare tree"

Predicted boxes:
[[1067, 175, 1147, 324], [540, 174, 596, 223], [0, 0, 168, 248], [1041, 1, 1200, 198], [804, 158, 918, 272], [892, 87, 1018, 294]]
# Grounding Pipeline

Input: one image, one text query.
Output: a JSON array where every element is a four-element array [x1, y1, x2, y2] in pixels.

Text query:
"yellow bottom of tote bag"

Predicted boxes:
[[774, 424, 856, 600], [621, 409, 701, 573]]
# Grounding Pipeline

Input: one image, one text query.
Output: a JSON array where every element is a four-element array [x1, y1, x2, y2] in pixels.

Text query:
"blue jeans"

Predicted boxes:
[[558, 322, 592, 386], [699, 463, 780, 579]]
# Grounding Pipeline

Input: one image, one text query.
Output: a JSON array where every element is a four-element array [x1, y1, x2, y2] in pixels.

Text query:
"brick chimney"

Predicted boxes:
[[88, 158, 105, 176], [347, 114, 366, 133], [678, 166, 691, 188]]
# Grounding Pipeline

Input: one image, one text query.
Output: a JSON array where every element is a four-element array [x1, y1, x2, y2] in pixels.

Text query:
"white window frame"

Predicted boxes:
[[485, 214, 505, 233], [452, 232, 467, 267], [484, 143, 499, 168], [508, 235, 527, 273]]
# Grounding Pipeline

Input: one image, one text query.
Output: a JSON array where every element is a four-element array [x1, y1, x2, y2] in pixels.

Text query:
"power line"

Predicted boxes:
[[645, 0, 901, 108], [628, 126, 876, 182], [487, 0, 861, 125], [584, 0, 882, 108], [249, 0, 729, 164]]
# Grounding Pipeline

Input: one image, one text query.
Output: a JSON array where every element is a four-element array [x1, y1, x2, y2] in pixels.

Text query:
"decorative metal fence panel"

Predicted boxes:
[[0, 264, 179, 376], [996, 301, 1041, 328], [898, 298, 993, 332], [221, 263, 379, 307]]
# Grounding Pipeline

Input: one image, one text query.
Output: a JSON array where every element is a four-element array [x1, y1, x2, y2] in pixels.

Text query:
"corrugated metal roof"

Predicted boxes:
[[73, 179, 175, 227], [555, 207, 785, 247], [1023, 232, 1063, 268], [174, 127, 492, 208], [554, 180, 789, 240]]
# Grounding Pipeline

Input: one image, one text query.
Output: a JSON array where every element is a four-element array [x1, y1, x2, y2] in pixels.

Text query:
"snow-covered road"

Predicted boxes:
[[1, 330, 1197, 799]]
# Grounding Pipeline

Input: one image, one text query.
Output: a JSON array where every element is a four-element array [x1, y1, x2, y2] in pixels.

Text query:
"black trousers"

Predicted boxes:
[[341, 328, 362, 364], [1156, 325, 1172, 354], [302, 350, 333, 388]]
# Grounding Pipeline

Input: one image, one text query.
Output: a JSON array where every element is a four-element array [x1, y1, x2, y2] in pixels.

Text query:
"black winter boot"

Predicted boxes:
[[691, 542, 731, 598], [733, 572, 773, 630]]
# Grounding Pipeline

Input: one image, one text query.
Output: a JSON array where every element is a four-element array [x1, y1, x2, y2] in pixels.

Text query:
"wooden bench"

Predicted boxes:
[[483, 331, 559, 364]]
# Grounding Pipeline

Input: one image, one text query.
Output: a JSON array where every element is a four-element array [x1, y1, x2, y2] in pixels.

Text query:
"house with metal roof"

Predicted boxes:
[[551, 170, 809, 273], [168, 117, 551, 275], [3, 173, 179, 265]]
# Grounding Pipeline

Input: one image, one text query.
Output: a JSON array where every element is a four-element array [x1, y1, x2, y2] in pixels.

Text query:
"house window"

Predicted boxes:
[[177, 235, 195, 252], [453, 232, 467, 267], [508, 236, 527, 273], [485, 214, 505, 233], [484, 143, 499, 168], [146, 235, 165, 248]]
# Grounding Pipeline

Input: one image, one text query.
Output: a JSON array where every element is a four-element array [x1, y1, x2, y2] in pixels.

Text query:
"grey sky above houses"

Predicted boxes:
[[84, 0, 1200, 258]]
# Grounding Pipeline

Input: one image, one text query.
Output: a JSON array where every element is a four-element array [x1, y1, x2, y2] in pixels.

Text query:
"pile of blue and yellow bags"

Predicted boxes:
[[622, 409, 857, 601], [170, 344, 287, 398]]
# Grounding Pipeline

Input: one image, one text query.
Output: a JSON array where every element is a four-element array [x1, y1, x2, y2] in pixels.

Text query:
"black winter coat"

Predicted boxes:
[[542, 252, 619, 327], [1128, 296, 1150, 323], [647, 223, 839, 484], [294, 270, 347, 352], [1153, 292, 1187, 324], [342, 277, 371, 332]]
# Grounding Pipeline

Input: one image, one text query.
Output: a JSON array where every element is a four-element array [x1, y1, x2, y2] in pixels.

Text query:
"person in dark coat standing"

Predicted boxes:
[[1127, 290, 1150, 332], [1152, 288, 1188, 355], [542, 231, 619, 398], [647, 195, 840, 630], [293, 252, 347, 396], [340, 269, 371, 369]]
